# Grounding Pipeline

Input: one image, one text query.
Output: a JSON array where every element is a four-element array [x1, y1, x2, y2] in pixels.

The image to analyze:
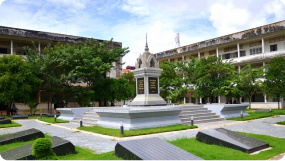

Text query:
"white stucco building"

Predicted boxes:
[[155, 20, 285, 109]]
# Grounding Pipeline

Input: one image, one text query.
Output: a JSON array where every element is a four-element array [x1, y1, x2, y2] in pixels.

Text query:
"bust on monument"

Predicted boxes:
[[131, 35, 166, 106]]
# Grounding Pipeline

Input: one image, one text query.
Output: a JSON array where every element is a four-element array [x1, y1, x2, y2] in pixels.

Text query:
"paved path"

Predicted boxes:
[[0, 116, 285, 154]]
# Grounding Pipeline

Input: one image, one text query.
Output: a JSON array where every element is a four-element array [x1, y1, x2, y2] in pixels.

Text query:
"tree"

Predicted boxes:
[[26, 39, 129, 108], [25, 43, 69, 113], [263, 57, 285, 109], [120, 71, 136, 97], [159, 61, 187, 103], [0, 55, 40, 115], [177, 56, 235, 103], [238, 64, 264, 109]]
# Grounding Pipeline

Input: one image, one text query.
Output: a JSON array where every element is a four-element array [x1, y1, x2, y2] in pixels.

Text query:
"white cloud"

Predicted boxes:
[[0, 0, 5, 6], [47, 0, 89, 9], [209, 0, 285, 36]]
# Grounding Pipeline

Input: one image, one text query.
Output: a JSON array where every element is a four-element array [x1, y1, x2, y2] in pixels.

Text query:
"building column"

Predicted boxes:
[[238, 65, 241, 73], [262, 61, 266, 102], [182, 55, 184, 60], [216, 47, 219, 57], [184, 97, 186, 104], [168, 59, 170, 62], [198, 52, 200, 58], [262, 37, 264, 53], [11, 40, 13, 55], [237, 43, 240, 57], [218, 96, 221, 104], [264, 94, 267, 103], [200, 97, 202, 104]]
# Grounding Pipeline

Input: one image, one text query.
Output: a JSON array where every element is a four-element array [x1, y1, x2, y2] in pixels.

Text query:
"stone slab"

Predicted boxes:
[[204, 104, 250, 119], [0, 128, 44, 145], [95, 106, 182, 130], [46, 114, 61, 117], [0, 118, 11, 124], [0, 116, 4, 119], [255, 110, 271, 113], [0, 136, 76, 160], [12, 115, 28, 119], [196, 128, 269, 153], [57, 107, 92, 121], [115, 137, 203, 160]]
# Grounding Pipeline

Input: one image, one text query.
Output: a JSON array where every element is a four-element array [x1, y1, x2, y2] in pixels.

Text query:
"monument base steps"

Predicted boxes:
[[71, 108, 99, 126], [180, 105, 224, 124]]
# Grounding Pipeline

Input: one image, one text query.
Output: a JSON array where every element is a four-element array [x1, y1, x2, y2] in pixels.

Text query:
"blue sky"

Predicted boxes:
[[1, 0, 285, 68]]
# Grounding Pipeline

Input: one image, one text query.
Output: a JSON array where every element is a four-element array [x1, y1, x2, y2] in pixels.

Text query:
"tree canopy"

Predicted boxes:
[[25, 39, 129, 108], [159, 61, 188, 103], [0, 55, 40, 115], [263, 57, 285, 109]]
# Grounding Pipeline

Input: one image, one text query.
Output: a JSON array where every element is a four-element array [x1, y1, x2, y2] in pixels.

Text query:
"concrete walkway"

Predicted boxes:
[[0, 116, 285, 154]]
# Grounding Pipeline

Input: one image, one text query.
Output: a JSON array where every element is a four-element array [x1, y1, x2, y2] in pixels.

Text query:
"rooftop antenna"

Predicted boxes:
[[175, 32, 180, 48]]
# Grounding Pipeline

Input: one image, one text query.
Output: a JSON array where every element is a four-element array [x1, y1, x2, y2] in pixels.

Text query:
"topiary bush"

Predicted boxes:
[[32, 138, 58, 160]]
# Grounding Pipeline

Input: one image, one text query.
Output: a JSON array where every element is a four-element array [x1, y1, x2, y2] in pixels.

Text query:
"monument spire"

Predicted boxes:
[[145, 33, 149, 51]]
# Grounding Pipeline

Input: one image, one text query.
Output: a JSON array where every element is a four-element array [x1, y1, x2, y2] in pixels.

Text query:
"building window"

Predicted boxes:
[[250, 47, 262, 55], [225, 53, 231, 59], [0, 48, 8, 54], [270, 44, 277, 51]]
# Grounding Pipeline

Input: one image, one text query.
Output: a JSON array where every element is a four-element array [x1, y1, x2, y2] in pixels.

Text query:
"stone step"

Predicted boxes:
[[183, 118, 224, 124], [181, 108, 211, 112], [81, 116, 99, 119], [72, 119, 97, 126], [179, 113, 216, 118], [180, 115, 221, 122]]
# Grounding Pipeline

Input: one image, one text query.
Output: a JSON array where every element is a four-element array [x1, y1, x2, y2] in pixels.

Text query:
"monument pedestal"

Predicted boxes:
[[131, 67, 166, 106], [95, 106, 181, 130]]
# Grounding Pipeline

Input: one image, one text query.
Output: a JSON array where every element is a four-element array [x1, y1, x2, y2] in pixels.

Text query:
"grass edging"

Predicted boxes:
[[78, 124, 198, 137], [0, 121, 21, 128], [38, 117, 69, 124], [276, 120, 285, 125], [227, 109, 285, 121]]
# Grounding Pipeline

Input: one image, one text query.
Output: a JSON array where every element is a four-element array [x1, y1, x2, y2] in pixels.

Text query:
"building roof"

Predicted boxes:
[[155, 20, 285, 59], [122, 69, 130, 73], [0, 25, 122, 46]]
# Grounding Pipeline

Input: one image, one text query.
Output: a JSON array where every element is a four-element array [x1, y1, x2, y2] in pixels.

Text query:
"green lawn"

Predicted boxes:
[[0, 121, 21, 128], [38, 117, 69, 123], [227, 109, 285, 121], [169, 132, 285, 160], [276, 120, 285, 125], [1, 131, 284, 160], [0, 134, 51, 153], [78, 124, 198, 137], [57, 147, 121, 160]]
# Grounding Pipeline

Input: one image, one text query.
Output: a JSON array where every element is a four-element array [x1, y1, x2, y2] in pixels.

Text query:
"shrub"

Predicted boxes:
[[32, 138, 58, 160]]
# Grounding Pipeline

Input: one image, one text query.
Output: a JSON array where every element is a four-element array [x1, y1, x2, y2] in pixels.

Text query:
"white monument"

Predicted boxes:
[[131, 37, 166, 106], [93, 35, 182, 130]]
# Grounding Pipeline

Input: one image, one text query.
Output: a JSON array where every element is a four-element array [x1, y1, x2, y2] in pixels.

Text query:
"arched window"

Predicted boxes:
[[150, 58, 155, 67], [138, 59, 142, 68]]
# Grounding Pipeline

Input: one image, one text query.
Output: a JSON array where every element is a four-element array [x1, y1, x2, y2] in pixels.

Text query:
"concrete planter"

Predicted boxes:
[[57, 107, 93, 121], [204, 104, 250, 119], [95, 106, 182, 130]]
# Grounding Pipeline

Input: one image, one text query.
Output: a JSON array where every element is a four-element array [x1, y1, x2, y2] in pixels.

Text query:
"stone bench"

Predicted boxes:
[[12, 115, 28, 119], [1, 136, 76, 160], [255, 110, 271, 113], [46, 114, 60, 117], [0, 128, 44, 145], [0, 118, 11, 124]]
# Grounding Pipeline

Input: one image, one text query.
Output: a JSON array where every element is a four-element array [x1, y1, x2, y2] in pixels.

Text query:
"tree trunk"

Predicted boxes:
[[278, 97, 280, 110], [249, 97, 251, 109]]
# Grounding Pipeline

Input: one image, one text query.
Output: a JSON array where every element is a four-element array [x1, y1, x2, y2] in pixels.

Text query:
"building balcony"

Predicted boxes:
[[225, 50, 285, 65]]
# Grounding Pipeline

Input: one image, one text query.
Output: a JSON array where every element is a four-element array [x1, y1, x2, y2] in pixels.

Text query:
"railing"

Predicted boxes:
[[224, 50, 285, 64]]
